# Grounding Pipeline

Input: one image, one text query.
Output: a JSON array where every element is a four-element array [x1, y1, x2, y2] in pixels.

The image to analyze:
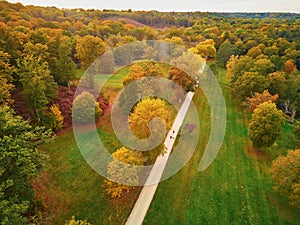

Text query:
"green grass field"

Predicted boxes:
[[143, 68, 300, 225], [40, 67, 300, 224]]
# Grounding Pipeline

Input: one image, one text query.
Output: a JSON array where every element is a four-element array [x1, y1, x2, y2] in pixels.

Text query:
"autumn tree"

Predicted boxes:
[[284, 59, 296, 74], [267, 72, 286, 97], [0, 51, 14, 105], [247, 90, 278, 112], [253, 58, 275, 77], [195, 39, 216, 59], [122, 62, 163, 86], [118, 62, 164, 113], [129, 97, 168, 162], [246, 46, 262, 59], [270, 149, 300, 209], [168, 66, 195, 92], [75, 35, 106, 70], [103, 146, 146, 198], [50, 104, 64, 131], [226, 55, 255, 84], [232, 72, 267, 100], [249, 102, 284, 149], [165, 36, 185, 46]]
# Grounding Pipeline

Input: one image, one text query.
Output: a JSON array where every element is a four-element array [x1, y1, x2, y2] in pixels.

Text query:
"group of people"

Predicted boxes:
[[170, 130, 175, 139]]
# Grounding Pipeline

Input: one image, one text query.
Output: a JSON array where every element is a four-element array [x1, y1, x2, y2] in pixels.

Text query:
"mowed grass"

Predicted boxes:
[[94, 67, 130, 90], [143, 68, 300, 225], [39, 124, 139, 225], [40, 66, 299, 225]]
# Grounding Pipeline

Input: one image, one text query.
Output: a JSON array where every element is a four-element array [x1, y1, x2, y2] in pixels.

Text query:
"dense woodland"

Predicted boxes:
[[0, 1, 300, 224]]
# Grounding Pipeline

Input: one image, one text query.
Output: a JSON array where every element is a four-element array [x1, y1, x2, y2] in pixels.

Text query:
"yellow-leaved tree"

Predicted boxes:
[[270, 149, 300, 209], [129, 97, 169, 163], [103, 146, 146, 198], [50, 104, 64, 131], [249, 102, 284, 150]]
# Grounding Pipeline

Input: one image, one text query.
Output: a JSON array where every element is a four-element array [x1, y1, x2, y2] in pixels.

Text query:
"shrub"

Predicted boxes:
[[50, 104, 64, 131]]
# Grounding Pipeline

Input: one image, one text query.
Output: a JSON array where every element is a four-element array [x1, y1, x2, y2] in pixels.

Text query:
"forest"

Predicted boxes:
[[0, 0, 300, 224]]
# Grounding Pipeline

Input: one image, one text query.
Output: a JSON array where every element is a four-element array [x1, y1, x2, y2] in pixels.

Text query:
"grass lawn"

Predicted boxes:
[[39, 66, 299, 224], [143, 68, 300, 225]]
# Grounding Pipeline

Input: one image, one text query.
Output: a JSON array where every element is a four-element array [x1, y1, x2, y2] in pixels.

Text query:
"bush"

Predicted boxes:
[[72, 91, 102, 124], [65, 216, 92, 225]]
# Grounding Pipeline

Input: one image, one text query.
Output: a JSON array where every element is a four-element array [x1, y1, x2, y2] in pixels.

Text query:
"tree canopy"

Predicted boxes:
[[249, 102, 284, 149], [270, 149, 300, 209]]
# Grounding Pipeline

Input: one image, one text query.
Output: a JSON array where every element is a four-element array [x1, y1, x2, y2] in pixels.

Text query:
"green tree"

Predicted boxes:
[[72, 91, 102, 124], [249, 102, 284, 149], [270, 55, 285, 71], [253, 58, 275, 77], [23, 42, 49, 63], [267, 72, 287, 97], [17, 54, 58, 123], [294, 124, 300, 141], [283, 72, 300, 123], [216, 41, 233, 67], [0, 51, 14, 81], [171, 51, 204, 76], [48, 36, 76, 86], [98, 51, 114, 74], [270, 149, 300, 209], [0, 106, 50, 224]]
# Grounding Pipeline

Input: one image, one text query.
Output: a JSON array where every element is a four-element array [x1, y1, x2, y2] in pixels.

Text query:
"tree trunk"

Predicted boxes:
[[284, 100, 290, 114], [290, 109, 296, 123]]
